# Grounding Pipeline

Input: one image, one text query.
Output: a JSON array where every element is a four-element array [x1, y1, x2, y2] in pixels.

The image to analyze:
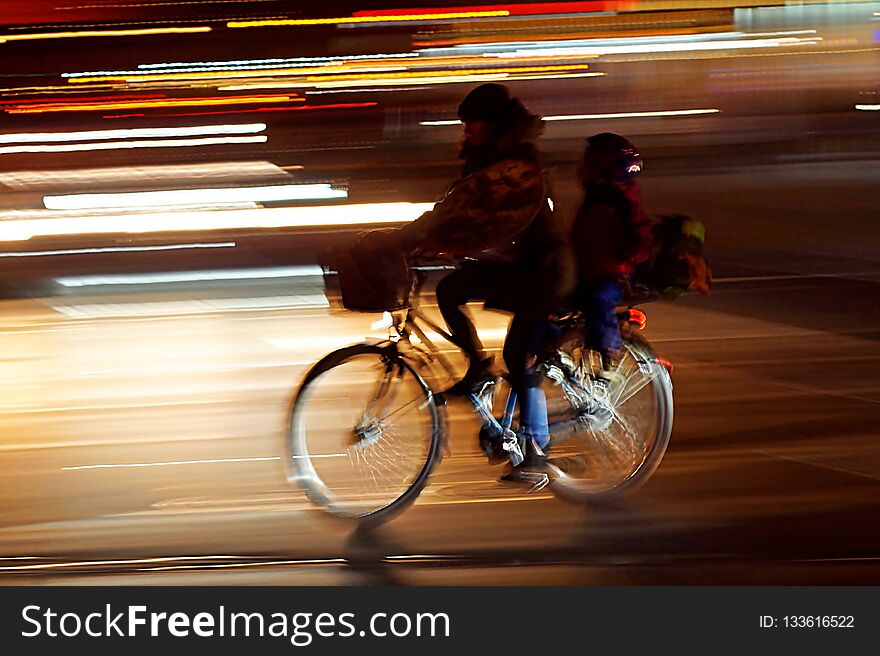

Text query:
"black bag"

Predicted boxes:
[[323, 230, 411, 313]]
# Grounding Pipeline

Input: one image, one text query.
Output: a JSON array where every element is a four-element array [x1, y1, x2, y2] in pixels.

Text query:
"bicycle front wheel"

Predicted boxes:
[[288, 343, 442, 524]]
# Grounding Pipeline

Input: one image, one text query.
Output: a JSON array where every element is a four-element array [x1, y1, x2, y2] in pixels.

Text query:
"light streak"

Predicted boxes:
[[481, 36, 821, 59], [543, 108, 721, 121], [219, 74, 510, 91], [0, 27, 211, 43], [0, 122, 265, 144], [44, 185, 347, 210], [421, 108, 720, 126], [6, 95, 299, 114], [227, 11, 510, 28], [62, 456, 281, 470], [0, 242, 236, 258], [0, 93, 167, 105], [56, 265, 323, 287], [136, 52, 418, 69], [220, 64, 591, 91], [423, 29, 821, 55], [303, 63, 588, 83], [0, 556, 252, 572], [67, 65, 410, 84], [353, 2, 622, 17], [52, 295, 330, 318], [0, 202, 433, 241], [855, 104, 880, 111], [0, 160, 289, 189], [131, 101, 377, 119], [0, 135, 267, 155]]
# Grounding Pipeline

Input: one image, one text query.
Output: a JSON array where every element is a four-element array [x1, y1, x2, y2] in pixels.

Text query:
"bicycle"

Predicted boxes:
[[287, 265, 674, 525]]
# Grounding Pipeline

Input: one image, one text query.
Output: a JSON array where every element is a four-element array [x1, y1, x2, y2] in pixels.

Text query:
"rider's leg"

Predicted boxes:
[[436, 267, 491, 367], [503, 313, 551, 452], [581, 278, 624, 366]]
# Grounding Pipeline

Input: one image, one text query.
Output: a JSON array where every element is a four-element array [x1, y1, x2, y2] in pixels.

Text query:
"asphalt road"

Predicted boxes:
[[0, 159, 878, 585]]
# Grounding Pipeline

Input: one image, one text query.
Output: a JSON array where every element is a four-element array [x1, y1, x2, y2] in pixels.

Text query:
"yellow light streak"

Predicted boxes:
[[227, 11, 510, 28], [302, 63, 589, 84], [0, 27, 211, 43], [219, 73, 512, 91], [67, 65, 408, 85]]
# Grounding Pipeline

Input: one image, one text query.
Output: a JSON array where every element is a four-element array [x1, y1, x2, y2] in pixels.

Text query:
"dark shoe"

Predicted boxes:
[[442, 357, 495, 397], [479, 426, 508, 465], [500, 439, 551, 490]]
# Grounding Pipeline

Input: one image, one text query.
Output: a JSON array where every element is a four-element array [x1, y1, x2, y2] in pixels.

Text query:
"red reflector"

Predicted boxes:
[[628, 308, 647, 330], [656, 357, 674, 373]]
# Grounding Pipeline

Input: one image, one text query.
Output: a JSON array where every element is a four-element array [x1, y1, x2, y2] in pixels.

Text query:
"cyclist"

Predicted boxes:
[[396, 83, 575, 482], [571, 133, 653, 379]]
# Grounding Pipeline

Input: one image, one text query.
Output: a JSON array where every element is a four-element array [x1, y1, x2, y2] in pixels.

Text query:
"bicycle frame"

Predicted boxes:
[[376, 276, 525, 463]]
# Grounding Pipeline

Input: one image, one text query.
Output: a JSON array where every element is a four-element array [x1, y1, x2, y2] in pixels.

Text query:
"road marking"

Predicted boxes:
[[63, 456, 281, 471], [713, 270, 880, 283]]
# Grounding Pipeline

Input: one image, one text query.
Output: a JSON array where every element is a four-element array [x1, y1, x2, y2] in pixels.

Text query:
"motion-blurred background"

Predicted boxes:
[[0, 0, 878, 584]]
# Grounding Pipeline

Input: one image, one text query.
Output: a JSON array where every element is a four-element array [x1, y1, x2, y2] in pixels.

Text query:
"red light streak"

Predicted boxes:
[[6, 94, 304, 115]]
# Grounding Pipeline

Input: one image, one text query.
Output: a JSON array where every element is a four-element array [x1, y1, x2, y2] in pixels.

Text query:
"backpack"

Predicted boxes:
[[636, 214, 712, 299]]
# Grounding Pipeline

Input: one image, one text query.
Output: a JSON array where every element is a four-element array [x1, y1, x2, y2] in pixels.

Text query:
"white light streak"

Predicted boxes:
[[56, 265, 323, 287], [64, 60, 412, 77], [543, 109, 721, 121], [855, 104, 880, 111], [51, 295, 330, 318], [0, 161, 289, 190], [44, 184, 346, 210], [0, 135, 267, 155], [0, 242, 235, 258], [0, 202, 433, 241], [0, 555, 246, 572], [483, 37, 821, 59], [422, 108, 721, 126], [424, 29, 820, 56], [0, 122, 266, 144]]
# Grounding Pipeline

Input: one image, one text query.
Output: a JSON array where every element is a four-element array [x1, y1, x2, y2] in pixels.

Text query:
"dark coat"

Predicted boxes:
[[571, 183, 653, 285]]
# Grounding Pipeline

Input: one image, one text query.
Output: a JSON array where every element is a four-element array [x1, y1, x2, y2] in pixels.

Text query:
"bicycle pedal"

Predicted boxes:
[[501, 430, 524, 466]]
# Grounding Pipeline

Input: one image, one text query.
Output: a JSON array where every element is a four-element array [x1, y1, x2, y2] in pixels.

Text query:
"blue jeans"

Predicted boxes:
[[504, 316, 561, 451], [580, 278, 623, 355]]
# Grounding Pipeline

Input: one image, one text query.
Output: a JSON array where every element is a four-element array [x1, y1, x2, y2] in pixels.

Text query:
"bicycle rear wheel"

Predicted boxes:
[[547, 338, 673, 502], [288, 343, 443, 524]]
